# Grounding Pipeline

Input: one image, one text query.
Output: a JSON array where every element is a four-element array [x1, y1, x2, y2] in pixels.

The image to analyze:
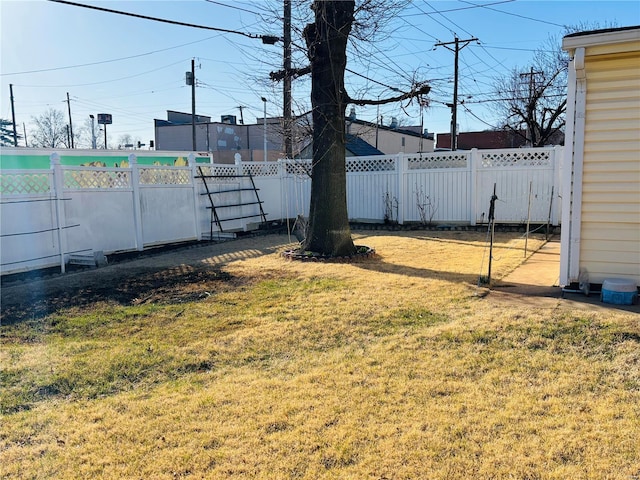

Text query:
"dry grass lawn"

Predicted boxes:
[[1, 230, 639, 479]]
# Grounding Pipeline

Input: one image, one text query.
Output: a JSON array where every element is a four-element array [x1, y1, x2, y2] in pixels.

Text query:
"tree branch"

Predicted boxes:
[[270, 66, 312, 82], [346, 83, 430, 106]]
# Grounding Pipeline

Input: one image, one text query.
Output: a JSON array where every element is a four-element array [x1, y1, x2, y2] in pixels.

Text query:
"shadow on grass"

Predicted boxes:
[[354, 255, 478, 285]]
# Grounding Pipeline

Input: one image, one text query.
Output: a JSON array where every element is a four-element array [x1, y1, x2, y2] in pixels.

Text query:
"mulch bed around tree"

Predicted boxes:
[[281, 245, 376, 262]]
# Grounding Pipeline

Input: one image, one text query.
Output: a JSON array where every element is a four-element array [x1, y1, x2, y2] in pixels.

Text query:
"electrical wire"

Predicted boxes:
[[458, 0, 568, 28], [48, 0, 269, 39], [399, 0, 515, 17], [204, 0, 264, 17], [1, 36, 223, 77], [13, 59, 188, 88]]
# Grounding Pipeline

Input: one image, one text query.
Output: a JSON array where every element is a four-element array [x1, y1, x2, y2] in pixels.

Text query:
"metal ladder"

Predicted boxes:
[[196, 166, 267, 239]]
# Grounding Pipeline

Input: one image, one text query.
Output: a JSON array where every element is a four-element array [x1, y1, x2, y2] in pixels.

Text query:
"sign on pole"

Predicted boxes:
[[97, 113, 112, 125]]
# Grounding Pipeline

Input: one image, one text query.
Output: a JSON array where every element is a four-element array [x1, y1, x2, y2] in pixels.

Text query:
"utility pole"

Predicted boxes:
[[89, 115, 97, 149], [9, 84, 18, 146], [519, 67, 543, 146], [23, 122, 28, 147], [283, 0, 292, 159], [191, 58, 196, 151], [261, 97, 268, 161], [237, 106, 245, 124], [435, 36, 477, 151], [66, 92, 74, 148]]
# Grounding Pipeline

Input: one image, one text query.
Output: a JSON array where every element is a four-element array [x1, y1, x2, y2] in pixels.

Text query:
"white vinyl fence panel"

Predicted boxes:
[[138, 165, 198, 245], [1, 147, 562, 275], [475, 148, 561, 225], [0, 170, 61, 272], [281, 161, 311, 222], [403, 152, 471, 224], [346, 156, 399, 222], [62, 166, 138, 255]]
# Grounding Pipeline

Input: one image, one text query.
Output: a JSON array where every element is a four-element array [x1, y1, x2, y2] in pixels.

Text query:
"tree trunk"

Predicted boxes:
[[302, 1, 356, 257]]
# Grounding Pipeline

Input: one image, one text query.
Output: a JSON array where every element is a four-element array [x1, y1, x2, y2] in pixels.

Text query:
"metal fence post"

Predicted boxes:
[[553, 145, 563, 226], [188, 153, 202, 241], [397, 152, 405, 224], [470, 148, 479, 226], [129, 154, 144, 251], [50, 153, 68, 273], [278, 158, 287, 223]]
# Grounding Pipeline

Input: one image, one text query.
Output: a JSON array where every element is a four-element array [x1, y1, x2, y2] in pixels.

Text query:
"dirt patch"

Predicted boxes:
[[0, 265, 236, 325], [1, 234, 295, 325]]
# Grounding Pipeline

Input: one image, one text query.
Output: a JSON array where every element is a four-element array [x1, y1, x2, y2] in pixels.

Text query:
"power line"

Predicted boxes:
[[203, 0, 264, 16], [400, 0, 515, 17], [413, 2, 456, 37], [461, 103, 501, 129], [481, 45, 553, 53], [47, 0, 274, 40], [425, 1, 476, 39], [13, 59, 187, 88], [1, 35, 222, 76], [463, 94, 566, 104], [458, 0, 568, 28]]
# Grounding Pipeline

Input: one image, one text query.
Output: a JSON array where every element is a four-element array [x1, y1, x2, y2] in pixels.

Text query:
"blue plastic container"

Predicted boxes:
[[601, 278, 638, 305]]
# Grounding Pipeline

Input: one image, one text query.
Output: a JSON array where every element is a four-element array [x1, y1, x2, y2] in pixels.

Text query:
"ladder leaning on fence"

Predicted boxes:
[[195, 166, 268, 239]]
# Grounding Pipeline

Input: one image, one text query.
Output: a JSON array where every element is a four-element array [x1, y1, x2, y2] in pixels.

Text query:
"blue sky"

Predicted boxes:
[[1, 0, 639, 149]]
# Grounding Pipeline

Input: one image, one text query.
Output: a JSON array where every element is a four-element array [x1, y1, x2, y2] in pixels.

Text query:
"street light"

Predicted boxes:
[[261, 97, 267, 162], [89, 115, 96, 149]]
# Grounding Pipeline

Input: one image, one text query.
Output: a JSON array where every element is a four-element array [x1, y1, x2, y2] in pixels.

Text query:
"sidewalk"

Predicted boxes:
[[496, 236, 561, 295], [486, 235, 562, 308], [490, 236, 639, 312]]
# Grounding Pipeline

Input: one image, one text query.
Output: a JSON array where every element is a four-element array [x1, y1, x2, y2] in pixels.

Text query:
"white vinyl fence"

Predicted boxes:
[[282, 146, 562, 226], [1, 147, 562, 275]]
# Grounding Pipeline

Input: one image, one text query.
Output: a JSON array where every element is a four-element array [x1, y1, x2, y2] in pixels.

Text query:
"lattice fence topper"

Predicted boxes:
[[347, 156, 396, 172], [242, 162, 279, 177], [139, 167, 191, 185], [481, 150, 552, 168], [63, 169, 131, 189], [0, 172, 52, 195], [407, 153, 468, 170], [212, 165, 238, 177], [284, 160, 312, 177], [196, 164, 241, 184]]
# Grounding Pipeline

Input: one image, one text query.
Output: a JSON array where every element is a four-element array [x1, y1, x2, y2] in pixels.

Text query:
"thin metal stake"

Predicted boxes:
[[525, 181, 532, 257], [487, 183, 497, 285], [546, 186, 554, 240]]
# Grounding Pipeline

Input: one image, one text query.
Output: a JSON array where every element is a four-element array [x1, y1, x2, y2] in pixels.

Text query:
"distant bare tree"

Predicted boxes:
[[30, 108, 71, 148], [491, 35, 568, 147], [491, 23, 617, 147], [75, 117, 104, 149]]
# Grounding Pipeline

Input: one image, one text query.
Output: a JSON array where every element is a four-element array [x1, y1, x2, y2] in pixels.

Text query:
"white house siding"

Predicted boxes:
[[347, 122, 434, 154], [579, 44, 640, 284]]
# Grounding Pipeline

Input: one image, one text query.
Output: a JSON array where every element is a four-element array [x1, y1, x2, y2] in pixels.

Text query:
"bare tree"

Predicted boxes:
[[30, 108, 72, 148], [491, 35, 568, 147], [74, 117, 105, 149], [279, 0, 430, 256], [491, 24, 616, 147], [117, 134, 141, 149]]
